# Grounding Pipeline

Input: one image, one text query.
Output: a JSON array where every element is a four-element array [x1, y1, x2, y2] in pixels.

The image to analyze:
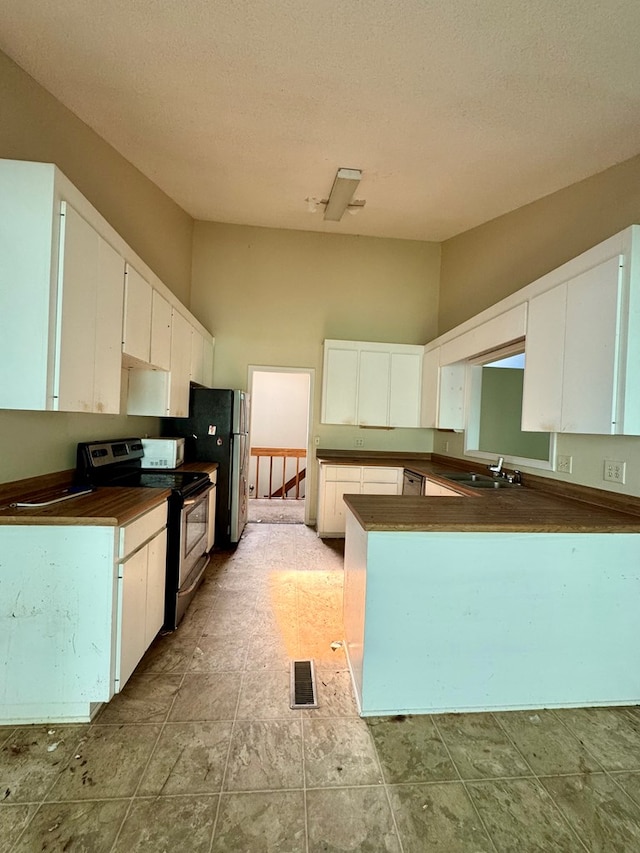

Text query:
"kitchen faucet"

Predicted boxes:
[[487, 456, 504, 475]]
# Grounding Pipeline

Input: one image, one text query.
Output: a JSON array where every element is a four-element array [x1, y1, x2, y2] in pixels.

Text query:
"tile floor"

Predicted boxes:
[[2, 520, 640, 851]]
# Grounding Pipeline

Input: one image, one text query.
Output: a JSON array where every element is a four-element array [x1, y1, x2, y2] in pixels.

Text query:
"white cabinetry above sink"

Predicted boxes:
[[522, 237, 640, 435]]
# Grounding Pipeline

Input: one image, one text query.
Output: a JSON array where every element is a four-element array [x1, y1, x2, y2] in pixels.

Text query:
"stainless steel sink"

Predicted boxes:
[[460, 479, 511, 489], [434, 471, 486, 482], [435, 471, 517, 489]]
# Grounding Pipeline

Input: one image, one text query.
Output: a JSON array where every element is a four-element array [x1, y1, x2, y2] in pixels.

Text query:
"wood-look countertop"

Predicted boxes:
[[317, 449, 640, 533], [344, 492, 640, 533], [0, 486, 172, 527], [0, 462, 218, 527]]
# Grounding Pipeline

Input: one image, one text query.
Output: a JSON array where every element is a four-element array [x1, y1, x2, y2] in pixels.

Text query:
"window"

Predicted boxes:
[[465, 346, 555, 469]]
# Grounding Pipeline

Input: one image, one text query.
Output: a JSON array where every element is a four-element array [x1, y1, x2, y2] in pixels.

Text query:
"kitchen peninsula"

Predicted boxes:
[[341, 475, 640, 717]]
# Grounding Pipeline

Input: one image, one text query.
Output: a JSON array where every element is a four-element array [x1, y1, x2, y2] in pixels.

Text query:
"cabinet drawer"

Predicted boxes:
[[362, 466, 401, 484], [323, 465, 361, 482], [119, 502, 167, 559]]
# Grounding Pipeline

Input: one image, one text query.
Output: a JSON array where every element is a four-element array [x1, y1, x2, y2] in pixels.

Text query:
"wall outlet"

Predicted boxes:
[[603, 459, 626, 484], [444, 440, 450, 452], [556, 454, 573, 474], [354, 438, 364, 448]]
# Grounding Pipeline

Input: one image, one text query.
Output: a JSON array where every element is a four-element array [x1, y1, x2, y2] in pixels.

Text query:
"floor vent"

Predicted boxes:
[[290, 659, 318, 709]]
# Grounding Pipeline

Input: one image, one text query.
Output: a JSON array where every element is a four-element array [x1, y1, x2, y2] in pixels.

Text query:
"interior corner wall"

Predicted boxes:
[[0, 49, 193, 305], [0, 50, 195, 483], [438, 152, 640, 334]]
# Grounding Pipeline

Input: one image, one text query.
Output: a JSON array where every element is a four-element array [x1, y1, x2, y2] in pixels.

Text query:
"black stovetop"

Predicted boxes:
[[75, 438, 209, 496]]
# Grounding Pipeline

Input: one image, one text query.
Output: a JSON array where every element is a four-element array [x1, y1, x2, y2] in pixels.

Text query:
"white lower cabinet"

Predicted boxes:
[[424, 479, 464, 497], [317, 464, 403, 537], [0, 503, 167, 724], [116, 520, 167, 689]]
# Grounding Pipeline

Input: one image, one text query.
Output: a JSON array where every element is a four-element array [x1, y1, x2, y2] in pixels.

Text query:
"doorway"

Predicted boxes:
[[247, 366, 314, 525]]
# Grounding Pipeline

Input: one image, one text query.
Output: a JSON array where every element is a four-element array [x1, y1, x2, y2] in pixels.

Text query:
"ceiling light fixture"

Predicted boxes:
[[305, 169, 366, 220], [323, 168, 364, 221]]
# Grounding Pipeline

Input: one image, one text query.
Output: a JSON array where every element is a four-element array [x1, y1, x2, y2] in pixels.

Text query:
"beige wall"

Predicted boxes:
[[191, 222, 441, 514], [191, 220, 440, 402], [436, 154, 640, 497], [439, 153, 640, 334], [0, 50, 196, 483], [191, 222, 441, 388], [0, 50, 193, 304]]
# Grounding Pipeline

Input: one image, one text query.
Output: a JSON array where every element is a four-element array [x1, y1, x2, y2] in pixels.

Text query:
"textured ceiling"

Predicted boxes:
[[2, 0, 640, 241]]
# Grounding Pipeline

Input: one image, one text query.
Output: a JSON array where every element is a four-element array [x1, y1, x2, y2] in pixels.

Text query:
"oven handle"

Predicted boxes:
[[179, 554, 211, 596], [183, 484, 215, 507]]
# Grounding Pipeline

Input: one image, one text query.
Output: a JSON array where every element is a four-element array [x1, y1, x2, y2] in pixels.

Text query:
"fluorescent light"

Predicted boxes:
[[323, 168, 362, 221]]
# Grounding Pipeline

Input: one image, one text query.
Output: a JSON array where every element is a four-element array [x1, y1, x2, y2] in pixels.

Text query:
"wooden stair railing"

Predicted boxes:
[[251, 447, 306, 499]]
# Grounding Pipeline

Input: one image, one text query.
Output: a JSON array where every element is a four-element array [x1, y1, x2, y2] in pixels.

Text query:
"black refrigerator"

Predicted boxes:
[[162, 388, 249, 547]]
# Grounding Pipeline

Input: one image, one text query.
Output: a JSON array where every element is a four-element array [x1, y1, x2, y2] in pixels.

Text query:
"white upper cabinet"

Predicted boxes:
[[123, 271, 173, 371], [421, 347, 467, 430], [322, 340, 423, 428], [389, 351, 422, 427], [523, 255, 625, 433], [168, 309, 193, 417], [0, 158, 215, 416], [357, 349, 390, 425], [522, 237, 640, 435], [150, 289, 172, 371], [122, 264, 152, 365], [420, 348, 440, 428], [322, 345, 359, 424], [55, 203, 125, 413], [190, 326, 215, 387], [0, 159, 125, 413]]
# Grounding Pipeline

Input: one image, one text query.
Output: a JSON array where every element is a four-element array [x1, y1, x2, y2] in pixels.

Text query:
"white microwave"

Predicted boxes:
[[141, 437, 185, 469]]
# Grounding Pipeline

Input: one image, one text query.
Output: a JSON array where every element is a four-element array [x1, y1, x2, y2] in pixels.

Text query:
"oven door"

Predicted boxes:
[[180, 484, 213, 588]]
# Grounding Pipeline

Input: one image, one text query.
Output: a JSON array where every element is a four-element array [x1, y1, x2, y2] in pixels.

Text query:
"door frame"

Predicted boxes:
[[247, 365, 315, 524]]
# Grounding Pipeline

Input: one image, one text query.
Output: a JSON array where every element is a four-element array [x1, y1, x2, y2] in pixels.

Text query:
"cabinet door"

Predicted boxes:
[[190, 327, 205, 384], [361, 482, 398, 495], [55, 205, 124, 413], [168, 309, 192, 417], [117, 547, 148, 690], [93, 239, 125, 413], [201, 336, 214, 387], [521, 285, 566, 432], [389, 352, 422, 427], [561, 256, 622, 434], [122, 263, 152, 363], [522, 256, 623, 435], [357, 349, 390, 425], [150, 289, 172, 370], [424, 480, 463, 496], [145, 528, 167, 648], [55, 204, 100, 412], [420, 348, 440, 428], [322, 481, 362, 534], [322, 345, 359, 424], [438, 363, 467, 430]]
